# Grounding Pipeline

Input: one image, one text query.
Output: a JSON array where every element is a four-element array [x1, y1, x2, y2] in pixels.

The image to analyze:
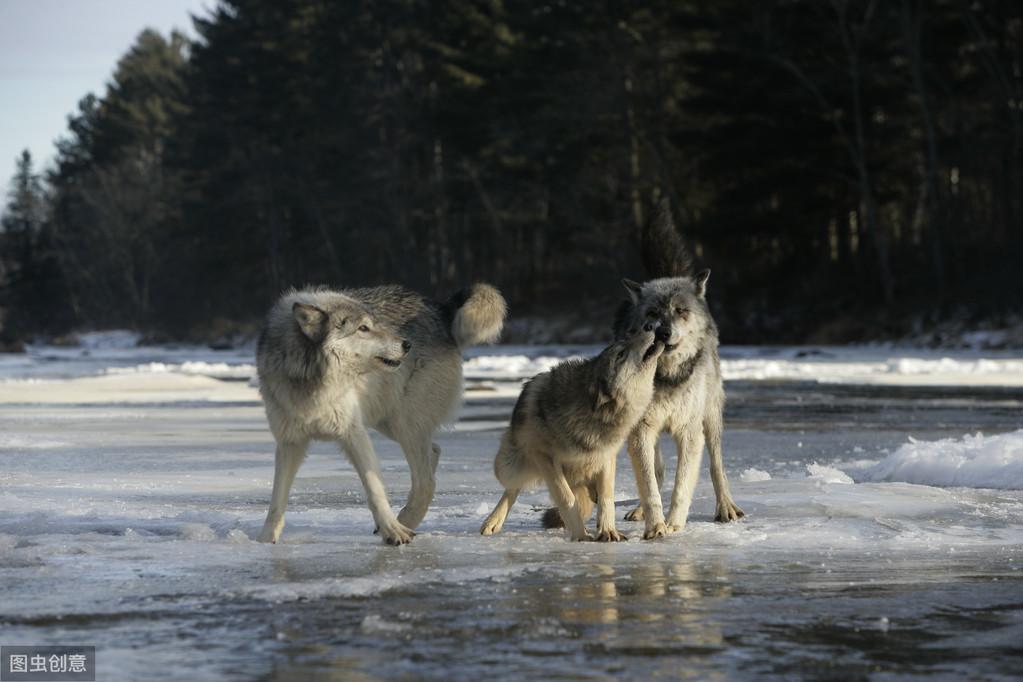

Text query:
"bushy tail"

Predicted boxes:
[[445, 283, 507, 347], [640, 198, 694, 278], [541, 507, 565, 529]]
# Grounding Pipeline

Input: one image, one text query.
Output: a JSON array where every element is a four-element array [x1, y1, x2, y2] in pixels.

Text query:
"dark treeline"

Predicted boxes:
[[2, 0, 1021, 345]]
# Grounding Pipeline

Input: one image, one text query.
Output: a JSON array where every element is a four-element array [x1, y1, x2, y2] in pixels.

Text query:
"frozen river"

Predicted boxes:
[[1, 338, 1022, 680]]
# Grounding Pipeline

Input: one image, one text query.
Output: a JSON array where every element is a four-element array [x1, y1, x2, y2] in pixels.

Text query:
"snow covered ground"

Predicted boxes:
[[1, 336, 1022, 679]]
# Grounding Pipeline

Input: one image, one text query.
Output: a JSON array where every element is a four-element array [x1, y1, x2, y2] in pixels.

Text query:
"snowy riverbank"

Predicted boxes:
[[1, 339, 1021, 678]]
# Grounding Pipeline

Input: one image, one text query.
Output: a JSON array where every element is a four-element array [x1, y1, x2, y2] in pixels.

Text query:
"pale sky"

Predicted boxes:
[[0, 0, 214, 196]]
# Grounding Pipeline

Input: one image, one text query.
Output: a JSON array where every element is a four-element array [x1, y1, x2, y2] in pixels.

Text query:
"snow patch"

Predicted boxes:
[[740, 468, 772, 483], [463, 354, 580, 380], [105, 361, 256, 380], [859, 430, 1023, 490], [76, 330, 142, 350], [0, 436, 71, 450], [807, 463, 854, 484]]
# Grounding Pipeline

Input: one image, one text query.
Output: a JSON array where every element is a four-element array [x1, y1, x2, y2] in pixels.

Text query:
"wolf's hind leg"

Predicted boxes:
[[628, 430, 668, 539], [396, 436, 437, 530], [258, 439, 308, 543], [573, 484, 595, 525], [480, 488, 519, 535], [665, 426, 705, 533], [624, 440, 664, 521], [706, 412, 744, 522], [538, 459, 590, 541]]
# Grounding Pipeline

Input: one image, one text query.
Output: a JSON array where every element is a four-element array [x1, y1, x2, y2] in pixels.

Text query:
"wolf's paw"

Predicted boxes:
[[623, 506, 645, 522], [480, 517, 503, 536], [715, 499, 745, 523], [643, 522, 668, 540], [665, 523, 685, 535], [378, 520, 416, 546], [595, 528, 627, 542]]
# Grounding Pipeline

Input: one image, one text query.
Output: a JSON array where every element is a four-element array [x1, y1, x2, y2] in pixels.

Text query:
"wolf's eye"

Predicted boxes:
[[617, 350, 627, 360], [358, 325, 369, 332], [675, 307, 687, 316]]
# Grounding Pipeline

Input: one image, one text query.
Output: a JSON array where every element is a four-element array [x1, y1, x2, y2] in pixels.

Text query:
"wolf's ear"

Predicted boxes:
[[694, 269, 710, 297], [621, 278, 643, 304], [293, 302, 327, 341]]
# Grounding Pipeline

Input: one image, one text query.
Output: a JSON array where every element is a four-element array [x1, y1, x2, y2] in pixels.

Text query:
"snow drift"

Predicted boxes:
[[859, 430, 1023, 490]]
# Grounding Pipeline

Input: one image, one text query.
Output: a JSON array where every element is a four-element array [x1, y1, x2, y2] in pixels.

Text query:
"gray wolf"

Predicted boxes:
[[617, 200, 744, 538], [542, 200, 744, 538], [479, 328, 664, 541], [256, 283, 506, 545]]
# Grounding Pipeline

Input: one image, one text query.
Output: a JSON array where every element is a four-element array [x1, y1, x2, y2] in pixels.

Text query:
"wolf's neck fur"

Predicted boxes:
[[655, 345, 704, 390]]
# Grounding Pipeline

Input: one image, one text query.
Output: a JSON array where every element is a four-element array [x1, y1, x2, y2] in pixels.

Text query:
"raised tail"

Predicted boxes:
[[444, 283, 507, 347], [640, 198, 694, 278]]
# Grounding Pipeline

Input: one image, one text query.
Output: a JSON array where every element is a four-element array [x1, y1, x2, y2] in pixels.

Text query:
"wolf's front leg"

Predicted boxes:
[[628, 428, 667, 539], [624, 440, 664, 521], [705, 411, 745, 522], [258, 440, 309, 543], [340, 426, 414, 545], [665, 426, 705, 533], [594, 459, 625, 542]]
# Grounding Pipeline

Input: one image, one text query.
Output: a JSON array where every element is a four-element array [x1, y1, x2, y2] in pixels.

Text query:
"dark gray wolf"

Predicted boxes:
[[480, 328, 664, 541], [618, 201, 744, 538], [256, 284, 506, 545]]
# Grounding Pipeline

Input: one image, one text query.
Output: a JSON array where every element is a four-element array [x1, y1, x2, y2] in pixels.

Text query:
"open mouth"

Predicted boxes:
[[642, 340, 663, 362], [375, 356, 402, 368], [662, 343, 679, 353]]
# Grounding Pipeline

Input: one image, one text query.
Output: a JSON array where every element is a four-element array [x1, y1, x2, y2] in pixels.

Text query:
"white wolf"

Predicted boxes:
[[256, 284, 506, 545]]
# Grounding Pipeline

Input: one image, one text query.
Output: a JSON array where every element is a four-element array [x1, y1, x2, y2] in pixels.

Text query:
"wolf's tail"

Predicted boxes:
[[640, 198, 694, 278], [444, 283, 507, 347]]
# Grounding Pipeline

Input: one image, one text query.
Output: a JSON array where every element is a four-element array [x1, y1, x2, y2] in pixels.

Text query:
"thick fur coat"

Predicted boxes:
[[256, 283, 506, 545], [480, 330, 664, 541]]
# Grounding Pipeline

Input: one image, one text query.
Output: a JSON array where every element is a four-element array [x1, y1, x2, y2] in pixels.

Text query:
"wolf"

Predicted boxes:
[[256, 283, 506, 545], [617, 200, 745, 538], [479, 327, 664, 541], [542, 200, 744, 539]]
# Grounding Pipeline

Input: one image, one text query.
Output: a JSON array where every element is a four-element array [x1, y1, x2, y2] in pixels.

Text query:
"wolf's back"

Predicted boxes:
[[444, 283, 506, 347]]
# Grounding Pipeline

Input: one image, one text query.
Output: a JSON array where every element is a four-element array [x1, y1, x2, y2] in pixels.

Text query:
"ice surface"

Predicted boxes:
[[854, 430, 1023, 490], [0, 343, 1021, 679]]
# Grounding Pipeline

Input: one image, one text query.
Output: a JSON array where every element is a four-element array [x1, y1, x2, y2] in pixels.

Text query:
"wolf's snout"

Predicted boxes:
[[401, 340, 411, 354], [655, 324, 671, 341]]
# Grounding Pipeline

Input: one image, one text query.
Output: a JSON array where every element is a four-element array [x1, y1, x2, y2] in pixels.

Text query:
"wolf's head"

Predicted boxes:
[[614, 272, 713, 362], [292, 297, 409, 374], [591, 328, 663, 410]]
